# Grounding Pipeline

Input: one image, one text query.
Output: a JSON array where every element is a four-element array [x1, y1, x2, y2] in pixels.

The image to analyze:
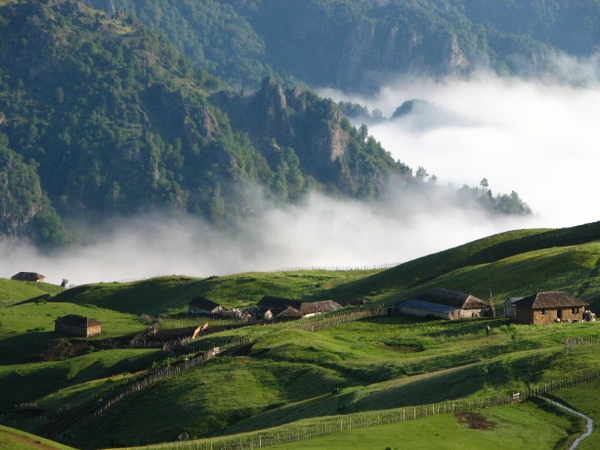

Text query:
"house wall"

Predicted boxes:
[[504, 302, 516, 318], [189, 306, 224, 316], [86, 324, 102, 337], [457, 308, 488, 319], [515, 307, 585, 325], [56, 323, 101, 337], [398, 306, 455, 320]]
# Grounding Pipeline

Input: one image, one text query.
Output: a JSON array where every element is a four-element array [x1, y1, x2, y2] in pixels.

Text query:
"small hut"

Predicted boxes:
[[188, 297, 224, 316], [55, 315, 102, 337], [11, 272, 46, 282]]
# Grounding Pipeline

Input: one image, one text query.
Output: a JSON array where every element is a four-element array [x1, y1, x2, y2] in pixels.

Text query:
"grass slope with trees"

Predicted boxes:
[[1, 221, 600, 448]]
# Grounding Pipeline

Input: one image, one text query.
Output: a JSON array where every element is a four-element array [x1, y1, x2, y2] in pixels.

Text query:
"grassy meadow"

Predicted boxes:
[[1, 221, 600, 449]]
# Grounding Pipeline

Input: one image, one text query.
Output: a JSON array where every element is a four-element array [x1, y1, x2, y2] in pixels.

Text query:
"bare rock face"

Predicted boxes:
[[442, 34, 470, 72], [309, 100, 350, 164], [251, 77, 294, 146]]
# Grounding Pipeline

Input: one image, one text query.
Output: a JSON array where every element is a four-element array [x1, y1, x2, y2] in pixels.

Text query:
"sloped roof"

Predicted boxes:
[[11, 272, 45, 281], [299, 300, 342, 315], [275, 306, 303, 318], [513, 292, 588, 310], [55, 314, 101, 327], [416, 288, 488, 309], [399, 299, 458, 314], [257, 296, 302, 311], [189, 296, 220, 310]]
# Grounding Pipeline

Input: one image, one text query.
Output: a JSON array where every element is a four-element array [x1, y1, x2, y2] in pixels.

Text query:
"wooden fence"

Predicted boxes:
[[143, 364, 600, 450]]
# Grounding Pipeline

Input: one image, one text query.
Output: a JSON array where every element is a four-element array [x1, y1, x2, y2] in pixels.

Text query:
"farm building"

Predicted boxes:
[[274, 306, 304, 322], [504, 297, 523, 318], [55, 314, 102, 337], [299, 300, 342, 317], [396, 288, 491, 320], [259, 297, 342, 321], [188, 297, 225, 316], [512, 291, 589, 324], [11, 272, 46, 282]]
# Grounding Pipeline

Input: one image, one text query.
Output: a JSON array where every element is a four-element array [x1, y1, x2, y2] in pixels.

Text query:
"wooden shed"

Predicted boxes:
[[513, 292, 589, 324], [55, 314, 102, 337]]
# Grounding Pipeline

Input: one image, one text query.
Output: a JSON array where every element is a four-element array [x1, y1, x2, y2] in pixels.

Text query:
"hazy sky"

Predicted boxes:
[[2, 70, 599, 286]]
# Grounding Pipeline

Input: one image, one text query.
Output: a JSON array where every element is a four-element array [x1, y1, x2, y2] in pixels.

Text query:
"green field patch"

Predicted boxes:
[[0, 348, 161, 413]]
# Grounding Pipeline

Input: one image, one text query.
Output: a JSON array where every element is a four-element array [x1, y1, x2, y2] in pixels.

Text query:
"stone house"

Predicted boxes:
[[55, 314, 102, 337], [512, 291, 589, 324]]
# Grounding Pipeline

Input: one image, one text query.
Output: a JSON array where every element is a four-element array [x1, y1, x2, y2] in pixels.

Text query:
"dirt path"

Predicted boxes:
[[539, 396, 594, 449]]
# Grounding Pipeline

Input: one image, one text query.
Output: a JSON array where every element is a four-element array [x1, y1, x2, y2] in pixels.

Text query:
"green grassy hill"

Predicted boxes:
[[2, 221, 600, 449], [0, 279, 64, 303]]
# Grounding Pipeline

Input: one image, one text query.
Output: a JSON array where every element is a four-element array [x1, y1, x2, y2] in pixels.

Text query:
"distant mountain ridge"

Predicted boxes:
[[86, 0, 600, 93]]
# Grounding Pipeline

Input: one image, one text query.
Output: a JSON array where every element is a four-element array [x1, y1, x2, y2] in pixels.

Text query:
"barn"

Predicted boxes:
[[55, 315, 102, 337], [512, 291, 589, 324], [397, 288, 491, 320]]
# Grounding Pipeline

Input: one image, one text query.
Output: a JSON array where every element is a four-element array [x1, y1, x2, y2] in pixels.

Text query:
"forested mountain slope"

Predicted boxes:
[[0, 0, 530, 246], [0, 0, 412, 244], [87, 0, 600, 93]]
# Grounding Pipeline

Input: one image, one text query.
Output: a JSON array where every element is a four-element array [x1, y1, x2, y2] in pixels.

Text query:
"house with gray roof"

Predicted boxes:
[[396, 288, 491, 320]]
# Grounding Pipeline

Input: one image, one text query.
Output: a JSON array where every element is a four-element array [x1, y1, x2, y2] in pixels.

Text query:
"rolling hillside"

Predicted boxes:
[[1, 221, 600, 448]]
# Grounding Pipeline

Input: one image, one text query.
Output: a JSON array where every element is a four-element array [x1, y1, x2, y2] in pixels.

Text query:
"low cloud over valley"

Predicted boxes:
[[3, 69, 600, 286]]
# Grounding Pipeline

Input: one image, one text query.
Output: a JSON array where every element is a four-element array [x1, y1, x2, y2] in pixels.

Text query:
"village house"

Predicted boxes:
[[512, 291, 589, 324], [299, 300, 342, 317], [188, 296, 225, 317], [273, 306, 304, 322], [259, 297, 342, 321], [396, 288, 491, 320], [11, 272, 46, 282], [55, 314, 102, 337]]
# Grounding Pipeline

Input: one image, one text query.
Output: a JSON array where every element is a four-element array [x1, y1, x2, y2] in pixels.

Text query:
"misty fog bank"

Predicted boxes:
[[3, 70, 599, 287], [0, 186, 532, 286], [323, 69, 600, 230]]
